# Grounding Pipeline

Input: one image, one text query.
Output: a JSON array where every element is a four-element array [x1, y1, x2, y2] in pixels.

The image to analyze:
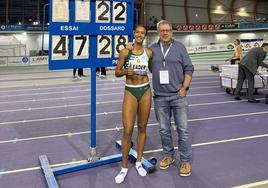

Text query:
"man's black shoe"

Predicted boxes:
[[248, 99, 260, 103], [234, 96, 242, 100]]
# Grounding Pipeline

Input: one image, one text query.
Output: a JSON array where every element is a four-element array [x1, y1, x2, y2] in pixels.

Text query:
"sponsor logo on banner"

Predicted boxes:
[[30, 56, 48, 65], [201, 24, 208, 30], [208, 45, 217, 51], [194, 46, 208, 53], [254, 42, 260, 47], [189, 25, 194, 31], [182, 25, 188, 31], [245, 43, 251, 48], [176, 23, 235, 31], [221, 23, 238, 29], [22, 56, 29, 64], [195, 24, 201, 30], [215, 24, 221, 30], [0, 24, 24, 31], [176, 25, 183, 31], [208, 24, 214, 30], [0, 25, 6, 30]]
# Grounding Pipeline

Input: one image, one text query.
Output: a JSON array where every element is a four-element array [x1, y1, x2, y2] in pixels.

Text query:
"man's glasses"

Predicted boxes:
[[159, 29, 172, 33]]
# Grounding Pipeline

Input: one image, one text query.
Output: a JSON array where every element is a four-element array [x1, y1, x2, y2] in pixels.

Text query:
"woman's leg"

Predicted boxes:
[[134, 89, 151, 177], [136, 89, 151, 162], [121, 90, 138, 168], [115, 90, 138, 183]]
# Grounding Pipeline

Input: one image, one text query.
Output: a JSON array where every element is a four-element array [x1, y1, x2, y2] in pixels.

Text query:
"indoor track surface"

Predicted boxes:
[[1, 66, 268, 188]]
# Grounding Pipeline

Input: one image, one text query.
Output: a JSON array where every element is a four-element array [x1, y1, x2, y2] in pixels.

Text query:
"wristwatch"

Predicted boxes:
[[182, 86, 189, 91]]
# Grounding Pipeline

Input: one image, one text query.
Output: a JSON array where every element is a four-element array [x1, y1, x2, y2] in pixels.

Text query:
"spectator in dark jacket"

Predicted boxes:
[[234, 43, 268, 102]]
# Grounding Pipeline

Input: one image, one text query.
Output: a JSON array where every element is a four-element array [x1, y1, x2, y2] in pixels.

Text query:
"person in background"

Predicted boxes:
[[96, 67, 106, 78], [234, 43, 268, 102], [226, 39, 243, 64], [114, 25, 153, 184], [73, 68, 84, 79]]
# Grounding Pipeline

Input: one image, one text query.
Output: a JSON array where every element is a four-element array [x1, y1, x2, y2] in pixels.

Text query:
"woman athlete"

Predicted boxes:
[[114, 25, 153, 184], [226, 39, 243, 64]]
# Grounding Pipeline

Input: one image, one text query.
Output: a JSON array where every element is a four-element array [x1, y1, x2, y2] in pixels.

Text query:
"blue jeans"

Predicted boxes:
[[153, 95, 192, 162]]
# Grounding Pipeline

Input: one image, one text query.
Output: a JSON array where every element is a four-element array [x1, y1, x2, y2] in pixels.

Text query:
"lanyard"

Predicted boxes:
[[160, 42, 172, 67]]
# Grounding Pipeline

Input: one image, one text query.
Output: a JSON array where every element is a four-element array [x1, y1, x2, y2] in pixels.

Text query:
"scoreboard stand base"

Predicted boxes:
[[39, 141, 156, 188]]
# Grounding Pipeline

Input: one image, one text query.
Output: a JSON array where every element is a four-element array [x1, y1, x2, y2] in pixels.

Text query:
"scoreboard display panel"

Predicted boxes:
[[49, 0, 134, 70]]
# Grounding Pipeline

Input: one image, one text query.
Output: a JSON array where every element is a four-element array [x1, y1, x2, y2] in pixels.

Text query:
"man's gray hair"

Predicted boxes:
[[157, 20, 172, 31]]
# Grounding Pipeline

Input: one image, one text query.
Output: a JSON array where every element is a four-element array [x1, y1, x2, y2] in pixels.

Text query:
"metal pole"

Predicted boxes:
[[37, 0, 40, 24], [6, 0, 9, 24], [91, 67, 97, 148], [42, 3, 49, 55], [22, 0, 25, 24]]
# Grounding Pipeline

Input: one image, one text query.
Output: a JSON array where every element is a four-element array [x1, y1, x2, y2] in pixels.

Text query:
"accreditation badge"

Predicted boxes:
[[159, 70, 169, 84]]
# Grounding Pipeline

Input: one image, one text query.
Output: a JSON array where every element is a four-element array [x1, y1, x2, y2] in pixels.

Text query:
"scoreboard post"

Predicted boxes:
[[48, 0, 133, 153]]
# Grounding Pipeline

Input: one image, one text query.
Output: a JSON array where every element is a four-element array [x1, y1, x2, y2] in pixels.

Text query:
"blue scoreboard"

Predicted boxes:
[[49, 0, 134, 70]]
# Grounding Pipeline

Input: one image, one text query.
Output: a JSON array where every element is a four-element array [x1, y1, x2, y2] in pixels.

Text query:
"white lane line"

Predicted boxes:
[[0, 78, 218, 93], [191, 86, 221, 89], [0, 85, 220, 98], [190, 98, 265, 106], [0, 96, 230, 113], [0, 79, 219, 94], [0, 110, 121, 125], [231, 180, 268, 188], [192, 133, 268, 147], [0, 97, 261, 114], [0, 100, 121, 113], [1, 104, 268, 126], [1, 110, 268, 143], [143, 133, 268, 154], [0, 91, 226, 105], [0, 92, 123, 105], [190, 92, 225, 96], [192, 80, 219, 84], [1, 133, 268, 176], [188, 110, 268, 122], [2, 82, 266, 100], [0, 82, 124, 94], [0, 160, 89, 175], [0, 125, 126, 144], [0, 87, 123, 98], [0, 103, 91, 113]]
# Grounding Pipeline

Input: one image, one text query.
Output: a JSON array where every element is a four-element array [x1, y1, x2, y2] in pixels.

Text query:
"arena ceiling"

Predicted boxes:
[[0, 0, 267, 25]]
